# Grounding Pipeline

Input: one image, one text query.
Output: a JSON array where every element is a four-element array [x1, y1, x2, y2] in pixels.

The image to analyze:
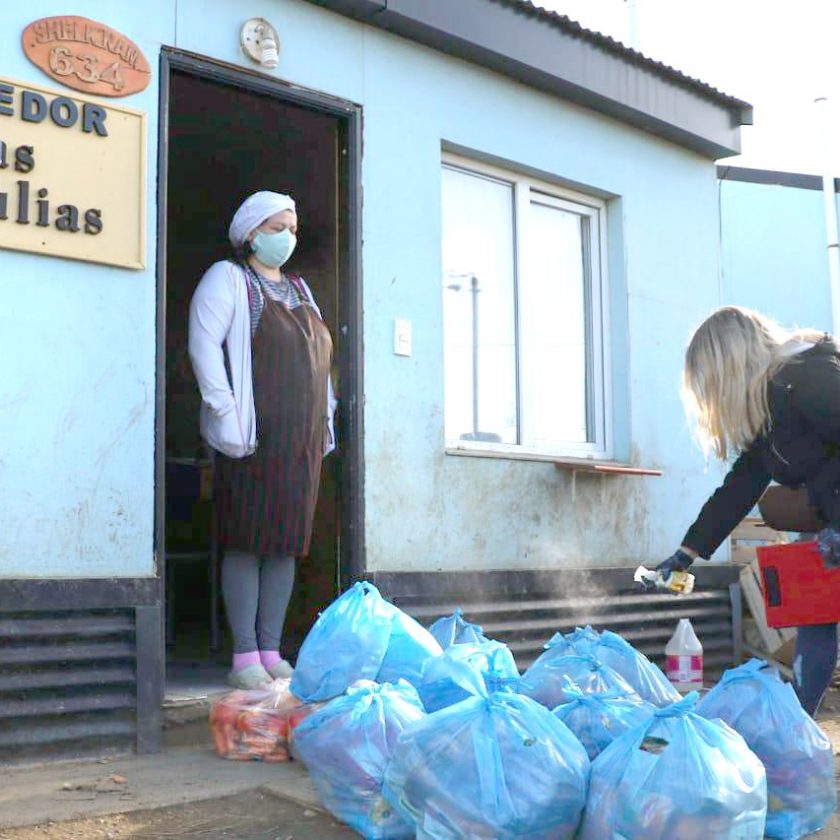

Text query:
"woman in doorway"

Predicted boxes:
[[655, 305, 840, 716], [189, 191, 336, 689]]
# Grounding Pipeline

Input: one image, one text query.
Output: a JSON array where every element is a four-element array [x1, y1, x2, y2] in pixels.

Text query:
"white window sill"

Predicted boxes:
[[445, 445, 662, 476]]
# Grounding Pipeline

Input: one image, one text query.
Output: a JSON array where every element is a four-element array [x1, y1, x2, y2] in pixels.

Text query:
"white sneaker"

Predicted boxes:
[[266, 658, 294, 680], [228, 663, 273, 690]]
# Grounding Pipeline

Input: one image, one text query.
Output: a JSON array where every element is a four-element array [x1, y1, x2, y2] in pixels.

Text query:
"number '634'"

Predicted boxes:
[[48, 47, 125, 92]]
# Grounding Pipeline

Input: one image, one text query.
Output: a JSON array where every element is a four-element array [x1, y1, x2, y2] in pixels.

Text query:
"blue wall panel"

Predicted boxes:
[[0, 0, 735, 577]]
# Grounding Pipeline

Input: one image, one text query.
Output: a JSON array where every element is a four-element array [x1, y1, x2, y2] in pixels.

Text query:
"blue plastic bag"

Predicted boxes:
[[383, 661, 590, 839], [377, 610, 443, 689], [418, 640, 520, 713], [585, 630, 680, 707], [551, 627, 679, 707], [292, 680, 425, 839], [552, 688, 655, 760], [578, 692, 767, 840], [696, 658, 836, 839], [291, 582, 395, 702], [554, 626, 601, 652], [519, 652, 637, 709], [535, 627, 600, 661], [428, 608, 489, 649]]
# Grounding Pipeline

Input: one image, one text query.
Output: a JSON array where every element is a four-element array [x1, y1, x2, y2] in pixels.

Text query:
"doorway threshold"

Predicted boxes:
[[164, 661, 228, 708]]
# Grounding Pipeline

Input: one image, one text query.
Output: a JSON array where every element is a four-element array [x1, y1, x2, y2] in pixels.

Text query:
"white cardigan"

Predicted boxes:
[[188, 260, 337, 459]]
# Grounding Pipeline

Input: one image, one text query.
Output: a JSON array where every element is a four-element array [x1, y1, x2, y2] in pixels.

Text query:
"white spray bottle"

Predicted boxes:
[[665, 618, 703, 693]]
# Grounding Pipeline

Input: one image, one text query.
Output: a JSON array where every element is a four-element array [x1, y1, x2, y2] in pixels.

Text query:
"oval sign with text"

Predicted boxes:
[[21, 16, 151, 98]]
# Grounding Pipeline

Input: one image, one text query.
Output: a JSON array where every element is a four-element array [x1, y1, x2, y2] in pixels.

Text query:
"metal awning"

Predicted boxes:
[[303, 0, 752, 159]]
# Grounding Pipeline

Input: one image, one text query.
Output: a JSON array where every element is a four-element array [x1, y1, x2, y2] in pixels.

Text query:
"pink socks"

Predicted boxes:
[[259, 650, 282, 670], [232, 651, 261, 672], [231, 651, 283, 672]]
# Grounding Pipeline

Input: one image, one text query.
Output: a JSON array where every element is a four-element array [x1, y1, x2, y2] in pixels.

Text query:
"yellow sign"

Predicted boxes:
[[0, 74, 145, 269]]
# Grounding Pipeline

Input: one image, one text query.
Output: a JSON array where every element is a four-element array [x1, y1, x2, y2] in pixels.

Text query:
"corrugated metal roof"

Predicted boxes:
[[302, 0, 749, 156], [497, 0, 750, 111]]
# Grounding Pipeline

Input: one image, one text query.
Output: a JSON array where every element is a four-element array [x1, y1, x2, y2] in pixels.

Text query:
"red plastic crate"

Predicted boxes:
[[755, 540, 840, 628]]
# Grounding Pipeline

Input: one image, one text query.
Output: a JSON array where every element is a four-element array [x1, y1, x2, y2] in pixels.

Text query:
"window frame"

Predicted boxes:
[[441, 153, 613, 462]]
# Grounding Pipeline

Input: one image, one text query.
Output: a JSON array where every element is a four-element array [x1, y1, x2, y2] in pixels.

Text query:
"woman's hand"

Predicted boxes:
[[655, 547, 697, 577]]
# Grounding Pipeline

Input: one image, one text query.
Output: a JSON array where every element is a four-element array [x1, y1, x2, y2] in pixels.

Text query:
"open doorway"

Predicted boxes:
[[158, 55, 362, 700]]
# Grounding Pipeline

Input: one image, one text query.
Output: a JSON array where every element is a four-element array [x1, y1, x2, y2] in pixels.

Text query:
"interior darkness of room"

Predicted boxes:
[[164, 69, 341, 676]]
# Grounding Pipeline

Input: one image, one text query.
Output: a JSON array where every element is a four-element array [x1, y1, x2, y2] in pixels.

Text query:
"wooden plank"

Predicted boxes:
[[741, 560, 796, 655], [732, 525, 785, 544], [743, 643, 794, 680], [552, 460, 662, 476], [730, 516, 798, 654], [730, 582, 743, 667], [739, 563, 785, 652], [731, 517, 788, 545], [773, 636, 797, 667], [589, 464, 662, 476], [731, 545, 756, 567]]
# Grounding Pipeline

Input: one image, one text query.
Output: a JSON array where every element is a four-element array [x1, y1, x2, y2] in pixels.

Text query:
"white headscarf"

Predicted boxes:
[[228, 191, 296, 248]]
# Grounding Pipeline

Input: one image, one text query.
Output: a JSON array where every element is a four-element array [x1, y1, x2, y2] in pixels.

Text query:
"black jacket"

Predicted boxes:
[[682, 337, 840, 558]]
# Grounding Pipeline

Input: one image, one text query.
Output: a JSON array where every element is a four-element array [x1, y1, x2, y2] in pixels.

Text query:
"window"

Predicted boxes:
[[442, 156, 611, 459]]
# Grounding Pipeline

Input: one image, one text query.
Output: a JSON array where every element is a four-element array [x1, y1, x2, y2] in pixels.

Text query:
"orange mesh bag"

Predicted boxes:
[[209, 679, 321, 762]]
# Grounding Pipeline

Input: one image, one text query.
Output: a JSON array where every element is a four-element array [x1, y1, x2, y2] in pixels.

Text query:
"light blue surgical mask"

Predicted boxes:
[[251, 229, 297, 268]]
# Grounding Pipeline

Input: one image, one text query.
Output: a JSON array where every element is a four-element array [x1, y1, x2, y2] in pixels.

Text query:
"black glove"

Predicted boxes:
[[636, 549, 695, 592], [816, 527, 840, 569], [655, 549, 695, 577]]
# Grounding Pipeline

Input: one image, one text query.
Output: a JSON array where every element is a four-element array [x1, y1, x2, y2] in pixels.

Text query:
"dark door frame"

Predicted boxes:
[[155, 49, 366, 682]]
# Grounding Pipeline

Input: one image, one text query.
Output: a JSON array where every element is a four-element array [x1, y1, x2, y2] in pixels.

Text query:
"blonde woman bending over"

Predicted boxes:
[[655, 305, 838, 715]]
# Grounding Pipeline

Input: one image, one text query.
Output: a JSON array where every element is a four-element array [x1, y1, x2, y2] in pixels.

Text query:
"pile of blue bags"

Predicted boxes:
[[285, 583, 836, 839]]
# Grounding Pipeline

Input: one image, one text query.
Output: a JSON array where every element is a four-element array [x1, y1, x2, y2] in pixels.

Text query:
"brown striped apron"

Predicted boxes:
[[214, 275, 333, 557]]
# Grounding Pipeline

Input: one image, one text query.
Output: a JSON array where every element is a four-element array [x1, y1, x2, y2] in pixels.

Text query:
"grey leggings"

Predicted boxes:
[[222, 551, 296, 653]]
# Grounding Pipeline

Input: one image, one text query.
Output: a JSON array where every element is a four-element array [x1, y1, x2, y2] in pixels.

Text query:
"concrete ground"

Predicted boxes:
[[0, 744, 352, 839], [0, 708, 838, 838], [0, 789, 355, 840]]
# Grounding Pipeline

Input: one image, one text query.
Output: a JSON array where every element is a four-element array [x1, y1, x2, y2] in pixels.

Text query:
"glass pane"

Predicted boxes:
[[522, 200, 590, 446], [442, 167, 517, 444]]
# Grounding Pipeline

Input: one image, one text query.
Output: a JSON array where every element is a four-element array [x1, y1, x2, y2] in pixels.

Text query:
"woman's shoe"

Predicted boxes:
[[266, 658, 294, 680], [227, 663, 273, 690]]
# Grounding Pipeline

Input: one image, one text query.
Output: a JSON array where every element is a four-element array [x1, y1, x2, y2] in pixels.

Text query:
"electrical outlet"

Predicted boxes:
[[394, 319, 412, 356]]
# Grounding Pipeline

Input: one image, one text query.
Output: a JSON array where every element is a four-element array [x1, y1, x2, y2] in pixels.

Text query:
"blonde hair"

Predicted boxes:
[[682, 306, 823, 460]]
